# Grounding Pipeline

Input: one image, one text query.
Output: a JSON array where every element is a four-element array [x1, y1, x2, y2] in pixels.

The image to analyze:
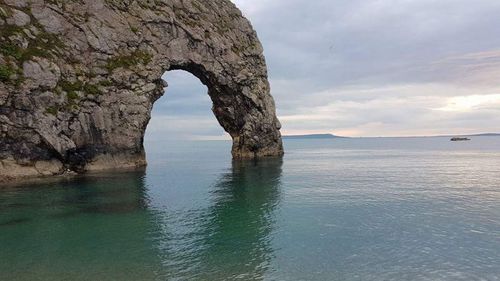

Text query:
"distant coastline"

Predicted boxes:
[[282, 133, 500, 139], [374, 133, 500, 138], [467, 133, 500, 137]]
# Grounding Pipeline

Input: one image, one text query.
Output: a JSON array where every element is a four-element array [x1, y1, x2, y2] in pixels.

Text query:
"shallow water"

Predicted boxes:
[[1, 137, 500, 280]]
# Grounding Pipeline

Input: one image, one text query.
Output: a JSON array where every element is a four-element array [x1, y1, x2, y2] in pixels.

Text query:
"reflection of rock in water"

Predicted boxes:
[[67, 171, 151, 215], [0, 217, 32, 227], [197, 158, 283, 280], [0, 162, 283, 280], [0, 170, 167, 281], [0, 170, 150, 219]]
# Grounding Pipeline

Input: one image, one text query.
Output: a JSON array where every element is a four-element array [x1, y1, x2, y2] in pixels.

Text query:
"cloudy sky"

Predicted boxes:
[[146, 0, 500, 140]]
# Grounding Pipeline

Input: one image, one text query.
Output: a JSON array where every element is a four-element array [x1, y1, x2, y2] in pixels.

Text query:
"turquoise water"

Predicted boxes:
[[1, 137, 500, 280]]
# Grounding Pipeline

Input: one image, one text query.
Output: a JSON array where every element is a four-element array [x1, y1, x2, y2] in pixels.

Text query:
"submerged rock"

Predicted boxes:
[[0, 0, 283, 181]]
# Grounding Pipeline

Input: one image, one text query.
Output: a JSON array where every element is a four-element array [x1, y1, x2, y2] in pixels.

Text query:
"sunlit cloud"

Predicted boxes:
[[436, 94, 500, 112], [276, 83, 500, 137]]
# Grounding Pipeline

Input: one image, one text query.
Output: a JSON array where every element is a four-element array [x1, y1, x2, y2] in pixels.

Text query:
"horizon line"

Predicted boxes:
[[145, 132, 500, 142], [284, 132, 500, 138]]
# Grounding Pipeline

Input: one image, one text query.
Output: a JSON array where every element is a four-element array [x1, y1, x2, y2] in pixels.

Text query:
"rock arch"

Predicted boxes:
[[0, 0, 283, 180]]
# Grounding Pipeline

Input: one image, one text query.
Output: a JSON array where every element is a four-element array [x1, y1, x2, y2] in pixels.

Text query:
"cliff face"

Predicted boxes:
[[0, 0, 283, 180]]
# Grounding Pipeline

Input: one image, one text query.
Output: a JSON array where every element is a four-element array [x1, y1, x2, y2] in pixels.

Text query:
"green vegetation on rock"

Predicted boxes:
[[0, 64, 14, 82], [106, 50, 152, 71], [0, 19, 64, 62], [98, 79, 113, 87], [0, 62, 23, 85], [0, 14, 65, 86], [66, 90, 79, 100], [45, 106, 58, 115], [58, 79, 102, 101], [0, 41, 23, 60]]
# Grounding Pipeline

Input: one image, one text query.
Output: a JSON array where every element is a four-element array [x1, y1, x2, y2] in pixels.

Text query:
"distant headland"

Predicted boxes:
[[282, 134, 346, 139], [282, 133, 500, 139]]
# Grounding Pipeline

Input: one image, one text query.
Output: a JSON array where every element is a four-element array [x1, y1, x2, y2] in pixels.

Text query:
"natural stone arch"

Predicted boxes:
[[162, 61, 281, 158], [0, 0, 283, 181]]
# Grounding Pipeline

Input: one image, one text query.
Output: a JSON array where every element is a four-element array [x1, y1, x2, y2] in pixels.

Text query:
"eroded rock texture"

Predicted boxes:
[[0, 0, 283, 180]]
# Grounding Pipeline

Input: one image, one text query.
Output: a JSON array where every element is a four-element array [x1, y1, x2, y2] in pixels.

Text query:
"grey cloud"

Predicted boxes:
[[246, 0, 500, 87], [147, 0, 500, 140]]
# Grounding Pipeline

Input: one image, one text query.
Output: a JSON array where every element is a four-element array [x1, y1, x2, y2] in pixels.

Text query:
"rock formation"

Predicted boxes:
[[0, 0, 283, 181]]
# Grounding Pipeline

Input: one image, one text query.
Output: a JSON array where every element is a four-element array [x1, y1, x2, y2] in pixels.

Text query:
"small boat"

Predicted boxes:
[[450, 137, 470, 141]]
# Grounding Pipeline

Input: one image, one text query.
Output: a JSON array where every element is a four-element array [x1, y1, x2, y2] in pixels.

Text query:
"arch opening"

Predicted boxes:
[[145, 69, 229, 143]]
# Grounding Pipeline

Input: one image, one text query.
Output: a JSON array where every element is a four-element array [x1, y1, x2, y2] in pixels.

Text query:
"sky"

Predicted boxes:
[[146, 0, 500, 140]]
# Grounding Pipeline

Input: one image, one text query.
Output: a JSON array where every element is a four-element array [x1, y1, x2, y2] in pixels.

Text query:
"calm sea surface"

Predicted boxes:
[[1, 137, 500, 280]]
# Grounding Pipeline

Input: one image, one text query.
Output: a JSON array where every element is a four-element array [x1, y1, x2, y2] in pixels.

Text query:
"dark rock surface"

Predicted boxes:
[[0, 0, 283, 181]]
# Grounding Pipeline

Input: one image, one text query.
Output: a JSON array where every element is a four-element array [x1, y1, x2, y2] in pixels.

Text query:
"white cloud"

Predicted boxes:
[[276, 83, 500, 137], [436, 94, 500, 112]]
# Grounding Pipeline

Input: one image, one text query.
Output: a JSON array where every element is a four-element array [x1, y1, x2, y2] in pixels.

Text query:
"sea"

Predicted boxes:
[[1, 137, 499, 280]]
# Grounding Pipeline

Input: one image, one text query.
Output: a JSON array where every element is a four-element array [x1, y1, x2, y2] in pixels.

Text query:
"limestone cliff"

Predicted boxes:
[[0, 0, 283, 180]]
